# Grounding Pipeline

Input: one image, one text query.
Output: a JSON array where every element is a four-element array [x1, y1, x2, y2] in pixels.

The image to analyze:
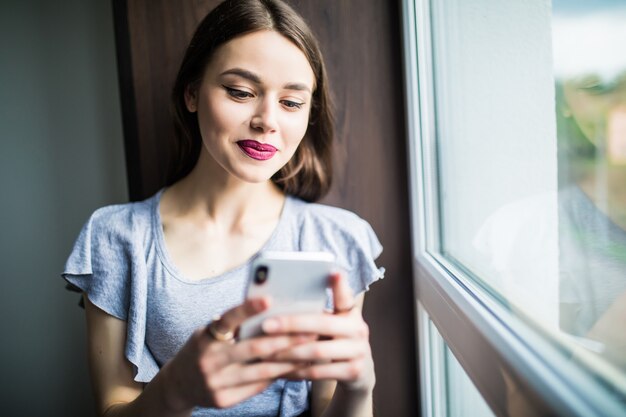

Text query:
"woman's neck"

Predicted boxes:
[[161, 154, 285, 231]]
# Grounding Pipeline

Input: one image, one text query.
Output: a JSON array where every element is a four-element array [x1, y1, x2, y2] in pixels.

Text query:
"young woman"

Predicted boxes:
[[63, 1, 384, 416]]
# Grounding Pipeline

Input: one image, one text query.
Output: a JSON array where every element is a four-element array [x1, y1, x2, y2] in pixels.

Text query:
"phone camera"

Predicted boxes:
[[254, 265, 269, 284]]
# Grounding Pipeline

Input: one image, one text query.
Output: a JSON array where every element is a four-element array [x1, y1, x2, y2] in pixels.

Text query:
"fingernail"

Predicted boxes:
[[263, 318, 279, 332]]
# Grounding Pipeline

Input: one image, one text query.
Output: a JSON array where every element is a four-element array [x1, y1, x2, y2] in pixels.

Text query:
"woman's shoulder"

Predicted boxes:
[[289, 197, 370, 230], [63, 192, 159, 277], [85, 193, 157, 236], [69, 192, 159, 263], [285, 196, 385, 292], [286, 196, 382, 257]]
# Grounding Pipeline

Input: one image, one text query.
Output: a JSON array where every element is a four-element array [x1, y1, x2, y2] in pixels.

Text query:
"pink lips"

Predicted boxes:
[[237, 140, 277, 161]]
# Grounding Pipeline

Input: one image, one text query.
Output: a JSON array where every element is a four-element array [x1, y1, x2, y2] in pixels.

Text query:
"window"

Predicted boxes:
[[403, 0, 626, 415], [419, 303, 496, 417]]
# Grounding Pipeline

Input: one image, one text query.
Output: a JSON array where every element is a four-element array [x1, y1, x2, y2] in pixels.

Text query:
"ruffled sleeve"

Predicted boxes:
[[298, 203, 385, 297], [62, 204, 160, 382]]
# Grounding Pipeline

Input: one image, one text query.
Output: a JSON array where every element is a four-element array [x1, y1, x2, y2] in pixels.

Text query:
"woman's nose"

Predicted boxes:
[[250, 98, 279, 133]]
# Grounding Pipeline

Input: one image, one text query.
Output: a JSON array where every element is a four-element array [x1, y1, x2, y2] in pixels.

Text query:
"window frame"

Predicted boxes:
[[401, 0, 626, 416]]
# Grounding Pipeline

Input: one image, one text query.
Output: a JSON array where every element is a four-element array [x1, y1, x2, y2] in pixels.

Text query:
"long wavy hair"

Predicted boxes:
[[168, 0, 334, 202]]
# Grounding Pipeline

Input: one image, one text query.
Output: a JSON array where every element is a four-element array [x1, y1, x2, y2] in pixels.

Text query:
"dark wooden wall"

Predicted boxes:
[[112, 1, 417, 416]]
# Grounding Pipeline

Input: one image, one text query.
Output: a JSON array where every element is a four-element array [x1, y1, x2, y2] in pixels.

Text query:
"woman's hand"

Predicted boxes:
[[158, 298, 313, 412], [261, 273, 376, 393]]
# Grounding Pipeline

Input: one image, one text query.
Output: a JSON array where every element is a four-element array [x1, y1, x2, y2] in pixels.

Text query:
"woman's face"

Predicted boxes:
[[185, 30, 316, 184]]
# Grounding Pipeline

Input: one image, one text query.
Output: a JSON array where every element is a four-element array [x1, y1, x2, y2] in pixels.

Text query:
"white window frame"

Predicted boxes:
[[401, 0, 626, 416]]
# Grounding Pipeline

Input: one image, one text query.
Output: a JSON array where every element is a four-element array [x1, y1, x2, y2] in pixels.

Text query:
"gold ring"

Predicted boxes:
[[206, 316, 235, 342]]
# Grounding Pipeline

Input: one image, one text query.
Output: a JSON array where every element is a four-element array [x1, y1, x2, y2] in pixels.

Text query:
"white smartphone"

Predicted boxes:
[[238, 251, 336, 339]]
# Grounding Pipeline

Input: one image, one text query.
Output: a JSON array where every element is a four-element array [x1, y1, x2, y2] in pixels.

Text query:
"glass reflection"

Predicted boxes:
[[554, 0, 626, 373]]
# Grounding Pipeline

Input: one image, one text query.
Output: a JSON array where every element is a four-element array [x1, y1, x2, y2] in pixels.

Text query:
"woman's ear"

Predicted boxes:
[[184, 84, 198, 113]]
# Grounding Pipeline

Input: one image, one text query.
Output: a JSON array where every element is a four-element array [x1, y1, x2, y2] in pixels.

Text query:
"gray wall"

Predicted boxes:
[[0, 1, 127, 415]]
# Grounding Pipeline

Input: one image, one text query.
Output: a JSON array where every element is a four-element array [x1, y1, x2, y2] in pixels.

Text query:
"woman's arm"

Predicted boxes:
[[84, 295, 193, 417], [310, 378, 336, 417], [83, 295, 310, 416], [586, 291, 626, 367], [317, 382, 374, 417]]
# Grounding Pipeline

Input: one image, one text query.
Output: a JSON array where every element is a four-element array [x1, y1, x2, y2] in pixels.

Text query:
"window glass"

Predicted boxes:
[[445, 345, 495, 417], [426, 318, 495, 417], [430, 0, 626, 390], [553, 0, 626, 376]]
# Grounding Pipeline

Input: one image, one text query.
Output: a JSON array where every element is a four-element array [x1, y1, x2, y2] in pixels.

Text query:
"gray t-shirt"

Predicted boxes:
[[559, 186, 626, 337], [63, 190, 384, 417]]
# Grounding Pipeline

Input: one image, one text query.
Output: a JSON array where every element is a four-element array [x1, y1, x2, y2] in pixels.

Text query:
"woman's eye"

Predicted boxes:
[[281, 100, 304, 110], [224, 86, 253, 100]]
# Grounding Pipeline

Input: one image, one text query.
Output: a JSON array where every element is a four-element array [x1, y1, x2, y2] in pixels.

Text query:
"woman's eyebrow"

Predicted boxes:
[[283, 82, 311, 93], [220, 67, 311, 93], [220, 68, 261, 84]]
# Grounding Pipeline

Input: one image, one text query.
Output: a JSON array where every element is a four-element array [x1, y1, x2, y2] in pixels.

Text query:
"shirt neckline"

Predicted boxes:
[[151, 188, 292, 285]]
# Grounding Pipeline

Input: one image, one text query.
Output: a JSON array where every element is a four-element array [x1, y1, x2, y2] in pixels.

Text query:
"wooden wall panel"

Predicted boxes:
[[113, 0, 220, 199], [113, 1, 417, 416]]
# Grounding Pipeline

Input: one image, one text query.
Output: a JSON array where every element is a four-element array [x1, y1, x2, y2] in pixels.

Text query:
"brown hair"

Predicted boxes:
[[169, 0, 334, 202]]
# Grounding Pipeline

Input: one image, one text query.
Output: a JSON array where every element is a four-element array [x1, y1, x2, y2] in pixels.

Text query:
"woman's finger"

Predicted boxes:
[[206, 361, 304, 391], [281, 359, 370, 382], [329, 272, 355, 314], [269, 338, 370, 362], [213, 298, 271, 338], [262, 314, 369, 339], [212, 334, 316, 366], [208, 380, 273, 409]]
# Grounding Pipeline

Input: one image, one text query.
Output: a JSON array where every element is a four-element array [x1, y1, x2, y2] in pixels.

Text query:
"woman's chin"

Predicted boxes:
[[230, 167, 280, 185]]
